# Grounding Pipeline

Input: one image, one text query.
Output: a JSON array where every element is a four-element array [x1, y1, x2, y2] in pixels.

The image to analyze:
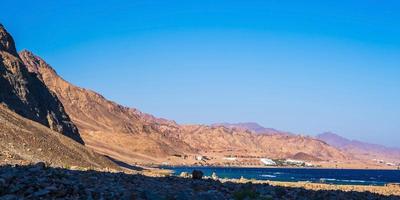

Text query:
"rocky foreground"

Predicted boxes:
[[1, 164, 399, 200]]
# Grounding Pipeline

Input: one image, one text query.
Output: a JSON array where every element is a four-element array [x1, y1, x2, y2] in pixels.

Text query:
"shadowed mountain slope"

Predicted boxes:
[[0, 104, 118, 169], [0, 24, 83, 144]]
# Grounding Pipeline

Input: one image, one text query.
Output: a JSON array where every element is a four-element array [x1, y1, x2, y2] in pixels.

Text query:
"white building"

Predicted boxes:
[[223, 157, 237, 161], [260, 158, 276, 166], [285, 159, 305, 165]]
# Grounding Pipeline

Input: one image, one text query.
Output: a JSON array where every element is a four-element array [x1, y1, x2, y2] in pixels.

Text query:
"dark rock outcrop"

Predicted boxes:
[[0, 24, 83, 144], [192, 170, 204, 180]]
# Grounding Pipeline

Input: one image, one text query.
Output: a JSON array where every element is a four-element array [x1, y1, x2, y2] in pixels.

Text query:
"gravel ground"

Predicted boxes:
[[0, 163, 399, 200]]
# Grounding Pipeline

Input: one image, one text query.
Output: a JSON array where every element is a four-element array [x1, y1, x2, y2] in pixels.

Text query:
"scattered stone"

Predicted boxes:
[[33, 189, 50, 197], [28, 162, 46, 172], [0, 194, 19, 200], [0, 164, 398, 200], [0, 178, 6, 185], [35, 162, 46, 169], [179, 172, 190, 178], [192, 170, 204, 180], [211, 172, 218, 180]]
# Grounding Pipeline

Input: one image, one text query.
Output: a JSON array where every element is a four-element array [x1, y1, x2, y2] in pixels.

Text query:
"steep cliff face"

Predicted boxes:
[[0, 24, 83, 144]]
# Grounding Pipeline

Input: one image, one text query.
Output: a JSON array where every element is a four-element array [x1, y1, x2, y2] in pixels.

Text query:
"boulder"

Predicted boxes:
[[179, 172, 190, 178], [192, 170, 203, 180], [211, 172, 218, 180]]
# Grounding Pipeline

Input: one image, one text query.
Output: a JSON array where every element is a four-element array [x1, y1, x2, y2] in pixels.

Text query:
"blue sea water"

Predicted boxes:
[[162, 166, 400, 186]]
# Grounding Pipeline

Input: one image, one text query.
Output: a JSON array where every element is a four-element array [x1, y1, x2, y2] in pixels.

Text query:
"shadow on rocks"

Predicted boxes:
[[0, 164, 399, 200]]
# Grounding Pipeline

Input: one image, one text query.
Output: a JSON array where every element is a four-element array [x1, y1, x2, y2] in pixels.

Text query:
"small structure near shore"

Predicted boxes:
[[260, 158, 276, 166], [285, 159, 305, 165], [195, 155, 203, 161]]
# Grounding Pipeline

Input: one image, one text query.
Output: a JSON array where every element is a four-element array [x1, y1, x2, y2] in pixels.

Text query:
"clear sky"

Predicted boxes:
[[1, 1, 399, 147]]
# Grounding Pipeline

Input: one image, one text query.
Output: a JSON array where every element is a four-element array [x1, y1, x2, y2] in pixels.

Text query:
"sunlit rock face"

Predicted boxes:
[[0, 24, 83, 144]]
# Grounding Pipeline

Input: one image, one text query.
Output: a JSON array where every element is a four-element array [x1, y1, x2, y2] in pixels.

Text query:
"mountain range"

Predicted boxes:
[[1, 24, 399, 169], [317, 132, 400, 163], [19, 49, 350, 166], [211, 122, 289, 135]]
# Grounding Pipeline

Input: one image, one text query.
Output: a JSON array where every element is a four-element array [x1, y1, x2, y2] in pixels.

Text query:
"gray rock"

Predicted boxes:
[[176, 189, 193, 200], [0, 194, 19, 200], [197, 190, 226, 200], [33, 189, 50, 197], [192, 170, 204, 180], [0, 178, 5, 185], [179, 172, 190, 178], [211, 172, 218, 180], [142, 191, 162, 200]]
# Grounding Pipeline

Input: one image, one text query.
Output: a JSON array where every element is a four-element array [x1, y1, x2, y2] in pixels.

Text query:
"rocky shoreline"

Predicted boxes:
[[218, 178, 400, 197], [1, 163, 400, 200]]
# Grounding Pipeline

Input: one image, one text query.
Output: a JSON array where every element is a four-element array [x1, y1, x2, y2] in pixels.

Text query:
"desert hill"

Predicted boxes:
[[19, 50, 197, 164], [0, 105, 118, 169], [0, 24, 120, 169], [180, 125, 348, 161], [20, 50, 351, 166], [0, 24, 82, 144]]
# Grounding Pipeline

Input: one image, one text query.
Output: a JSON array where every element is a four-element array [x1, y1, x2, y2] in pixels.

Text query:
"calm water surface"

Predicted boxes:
[[162, 166, 400, 186]]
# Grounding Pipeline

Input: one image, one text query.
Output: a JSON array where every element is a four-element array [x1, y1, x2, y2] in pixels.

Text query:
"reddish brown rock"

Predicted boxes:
[[0, 24, 83, 144]]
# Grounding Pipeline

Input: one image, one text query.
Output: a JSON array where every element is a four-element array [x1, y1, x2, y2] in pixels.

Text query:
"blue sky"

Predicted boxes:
[[1, 1, 400, 147]]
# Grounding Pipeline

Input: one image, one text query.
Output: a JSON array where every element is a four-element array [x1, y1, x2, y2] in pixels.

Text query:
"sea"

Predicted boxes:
[[161, 166, 400, 186]]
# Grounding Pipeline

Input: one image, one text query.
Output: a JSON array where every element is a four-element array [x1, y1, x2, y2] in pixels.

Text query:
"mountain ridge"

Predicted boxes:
[[19, 50, 198, 164], [211, 122, 290, 135], [0, 25, 83, 144], [0, 24, 119, 169], [317, 132, 400, 163], [20, 50, 353, 166]]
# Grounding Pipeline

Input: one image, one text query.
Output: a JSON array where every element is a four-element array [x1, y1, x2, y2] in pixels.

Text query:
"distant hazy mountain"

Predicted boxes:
[[317, 132, 400, 163], [212, 122, 289, 135]]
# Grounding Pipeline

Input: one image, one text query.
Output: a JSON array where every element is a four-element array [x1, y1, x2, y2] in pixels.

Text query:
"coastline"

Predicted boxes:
[[218, 178, 400, 197], [155, 165, 400, 196], [159, 164, 400, 171], [1, 163, 400, 199]]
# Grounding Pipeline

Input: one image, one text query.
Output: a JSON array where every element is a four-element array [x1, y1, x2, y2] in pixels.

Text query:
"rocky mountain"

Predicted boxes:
[[0, 24, 120, 169], [20, 50, 352, 166], [0, 104, 118, 169], [212, 122, 289, 135], [180, 125, 347, 161], [0, 24, 83, 144], [19, 50, 197, 164], [317, 132, 400, 163]]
